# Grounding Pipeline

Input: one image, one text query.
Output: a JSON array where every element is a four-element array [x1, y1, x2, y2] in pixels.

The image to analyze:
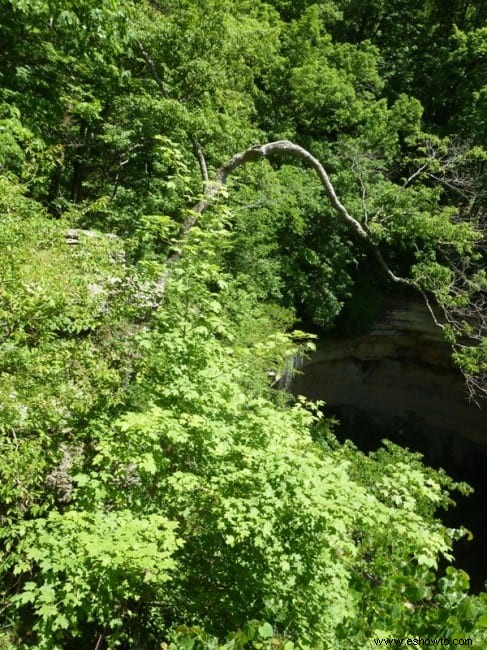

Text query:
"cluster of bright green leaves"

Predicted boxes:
[[0, 0, 284, 237], [333, 440, 487, 644], [1, 0, 487, 648], [333, 0, 487, 132], [330, 0, 487, 233], [10, 511, 180, 649], [0, 0, 131, 198], [0, 173, 144, 553], [3, 203, 485, 647]]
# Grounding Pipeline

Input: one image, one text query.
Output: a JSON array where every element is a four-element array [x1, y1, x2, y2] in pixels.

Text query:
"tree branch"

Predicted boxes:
[[138, 41, 170, 98], [162, 140, 412, 290], [402, 162, 429, 188], [191, 137, 209, 185]]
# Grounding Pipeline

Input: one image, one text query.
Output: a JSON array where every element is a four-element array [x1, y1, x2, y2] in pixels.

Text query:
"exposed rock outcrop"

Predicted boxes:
[[293, 298, 487, 462]]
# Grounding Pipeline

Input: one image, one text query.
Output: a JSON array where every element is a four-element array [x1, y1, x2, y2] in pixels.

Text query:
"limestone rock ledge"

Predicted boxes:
[[293, 299, 487, 462]]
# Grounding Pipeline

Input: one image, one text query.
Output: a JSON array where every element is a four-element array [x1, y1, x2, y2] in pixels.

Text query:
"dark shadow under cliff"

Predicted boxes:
[[293, 298, 487, 590]]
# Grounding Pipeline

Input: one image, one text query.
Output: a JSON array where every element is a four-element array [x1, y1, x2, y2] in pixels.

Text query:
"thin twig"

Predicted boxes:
[[402, 162, 429, 188], [192, 137, 209, 185], [137, 41, 170, 98]]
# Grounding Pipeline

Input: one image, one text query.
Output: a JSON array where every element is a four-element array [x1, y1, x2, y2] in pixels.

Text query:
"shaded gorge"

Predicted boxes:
[[293, 298, 487, 590]]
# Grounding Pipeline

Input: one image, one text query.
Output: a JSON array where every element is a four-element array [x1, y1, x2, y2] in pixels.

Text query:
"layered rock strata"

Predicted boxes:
[[293, 299, 487, 462]]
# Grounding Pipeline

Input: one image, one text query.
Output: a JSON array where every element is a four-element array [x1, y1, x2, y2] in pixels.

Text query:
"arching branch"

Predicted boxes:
[[163, 140, 412, 289]]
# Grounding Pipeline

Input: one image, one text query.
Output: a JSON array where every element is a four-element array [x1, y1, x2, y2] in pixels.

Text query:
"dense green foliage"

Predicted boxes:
[[1, 0, 486, 648]]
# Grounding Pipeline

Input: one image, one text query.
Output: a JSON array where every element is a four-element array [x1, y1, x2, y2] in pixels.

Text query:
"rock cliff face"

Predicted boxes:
[[293, 298, 487, 463], [293, 297, 487, 588]]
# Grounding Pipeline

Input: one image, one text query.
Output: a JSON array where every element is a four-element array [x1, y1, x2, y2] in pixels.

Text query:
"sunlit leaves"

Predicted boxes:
[[11, 510, 181, 648], [1, 1, 486, 648]]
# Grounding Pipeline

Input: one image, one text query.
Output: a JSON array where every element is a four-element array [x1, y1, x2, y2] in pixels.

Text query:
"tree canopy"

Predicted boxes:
[[1, 1, 486, 648]]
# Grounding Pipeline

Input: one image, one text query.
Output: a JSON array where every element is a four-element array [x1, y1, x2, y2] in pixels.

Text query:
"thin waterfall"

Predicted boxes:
[[270, 353, 305, 391]]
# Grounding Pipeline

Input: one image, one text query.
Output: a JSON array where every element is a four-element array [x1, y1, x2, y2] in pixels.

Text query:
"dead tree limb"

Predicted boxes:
[[161, 140, 412, 290]]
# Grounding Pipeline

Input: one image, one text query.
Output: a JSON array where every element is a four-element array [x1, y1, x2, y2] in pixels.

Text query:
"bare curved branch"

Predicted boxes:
[[166, 140, 411, 289]]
